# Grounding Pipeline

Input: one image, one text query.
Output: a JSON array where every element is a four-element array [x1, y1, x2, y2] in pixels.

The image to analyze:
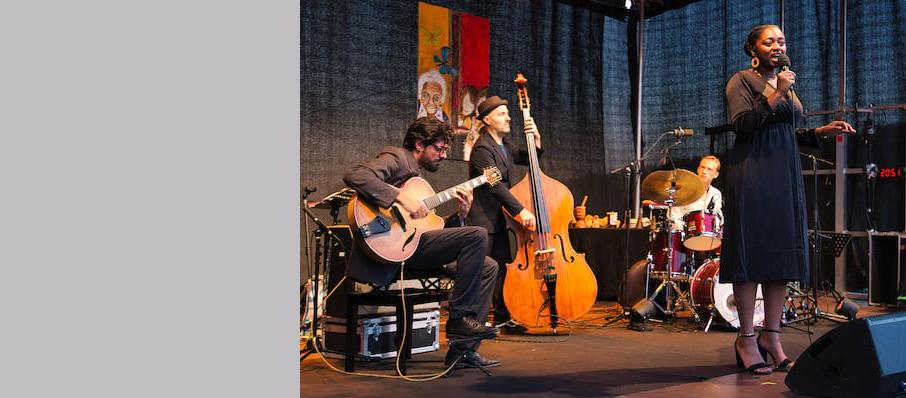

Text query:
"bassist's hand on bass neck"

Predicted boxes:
[[523, 116, 542, 149]]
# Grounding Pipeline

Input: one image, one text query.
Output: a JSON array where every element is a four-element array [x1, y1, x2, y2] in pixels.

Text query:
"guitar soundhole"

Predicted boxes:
[[402, 228, 417, 251]]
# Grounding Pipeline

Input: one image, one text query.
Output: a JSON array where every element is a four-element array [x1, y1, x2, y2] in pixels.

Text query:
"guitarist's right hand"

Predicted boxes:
[[395, 190, 429, 219], [517, 208, 537, 231]]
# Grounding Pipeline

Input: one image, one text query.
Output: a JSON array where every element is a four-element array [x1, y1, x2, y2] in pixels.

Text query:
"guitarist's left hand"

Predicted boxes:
[[452, 186, 473, 218]]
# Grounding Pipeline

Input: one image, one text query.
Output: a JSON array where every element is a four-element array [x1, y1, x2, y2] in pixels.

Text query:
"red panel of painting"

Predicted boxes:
[[458, 13, 490, 89]]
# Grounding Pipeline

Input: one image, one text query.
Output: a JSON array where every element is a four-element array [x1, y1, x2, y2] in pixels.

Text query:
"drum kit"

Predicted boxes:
[[636, 169, 764, 331]]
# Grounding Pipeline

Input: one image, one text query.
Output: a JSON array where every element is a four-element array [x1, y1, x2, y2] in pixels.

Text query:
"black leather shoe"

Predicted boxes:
[[464, 350, 501, 368], [499, 323, 528, 335], [446, 317, 497, 338], [444, 349, 502, 369]]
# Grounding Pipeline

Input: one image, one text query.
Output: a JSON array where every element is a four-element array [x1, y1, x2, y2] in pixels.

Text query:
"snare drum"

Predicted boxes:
[[683, 210, 722, 252], [649, 230, 690, 280], [689, 258, 764, 329]]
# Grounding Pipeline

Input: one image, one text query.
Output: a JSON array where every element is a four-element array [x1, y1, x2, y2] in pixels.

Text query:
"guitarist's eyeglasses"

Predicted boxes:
[[429, 143, 451, 155]]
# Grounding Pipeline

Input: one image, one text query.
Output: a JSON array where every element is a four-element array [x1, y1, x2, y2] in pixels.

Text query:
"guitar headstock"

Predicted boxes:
[[483, 166, 502, 187], [514, 72, 530, 111]]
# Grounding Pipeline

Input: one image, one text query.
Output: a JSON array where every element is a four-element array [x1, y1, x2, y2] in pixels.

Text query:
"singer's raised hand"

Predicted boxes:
[[817, 120, 856, 137], [777, 69, 795, 93]]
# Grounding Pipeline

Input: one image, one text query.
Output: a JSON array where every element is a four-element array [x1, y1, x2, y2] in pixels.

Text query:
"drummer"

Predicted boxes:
[[668, 155, 723, 229]]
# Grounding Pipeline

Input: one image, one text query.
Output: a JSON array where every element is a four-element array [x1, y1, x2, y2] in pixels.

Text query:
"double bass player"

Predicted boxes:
[[467, 95, 542, 334]]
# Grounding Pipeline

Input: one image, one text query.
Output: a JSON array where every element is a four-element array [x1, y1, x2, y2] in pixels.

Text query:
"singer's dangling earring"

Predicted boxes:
[[751, 56, 759, 69]]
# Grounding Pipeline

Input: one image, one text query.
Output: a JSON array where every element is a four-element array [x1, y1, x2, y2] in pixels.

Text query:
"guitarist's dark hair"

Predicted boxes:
[[403, 117, 453, 151]]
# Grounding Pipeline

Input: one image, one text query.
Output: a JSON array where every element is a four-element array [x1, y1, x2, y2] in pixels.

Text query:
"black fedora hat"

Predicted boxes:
[[477, 95, 508, 120]]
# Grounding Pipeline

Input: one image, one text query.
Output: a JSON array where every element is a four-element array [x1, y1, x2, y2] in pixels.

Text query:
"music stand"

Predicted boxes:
[[810, 231, 852, 258], [308, 187, 355, 225], [704, 123, 733, 155]]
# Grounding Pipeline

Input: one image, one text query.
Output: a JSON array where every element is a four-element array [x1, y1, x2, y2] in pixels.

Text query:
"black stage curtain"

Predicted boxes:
[[569, 228, 649, 299]]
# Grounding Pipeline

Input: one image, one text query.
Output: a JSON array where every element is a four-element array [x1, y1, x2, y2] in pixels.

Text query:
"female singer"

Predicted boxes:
[[722, 24, 855, 375]]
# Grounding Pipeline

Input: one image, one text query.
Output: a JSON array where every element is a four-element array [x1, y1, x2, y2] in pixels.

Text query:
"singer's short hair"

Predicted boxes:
[[743, 24, 781, 57], [700, 155, 721, 171]]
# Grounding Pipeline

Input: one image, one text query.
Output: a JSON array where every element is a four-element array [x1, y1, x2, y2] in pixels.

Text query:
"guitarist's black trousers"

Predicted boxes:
[[405, 226, 497, 350]]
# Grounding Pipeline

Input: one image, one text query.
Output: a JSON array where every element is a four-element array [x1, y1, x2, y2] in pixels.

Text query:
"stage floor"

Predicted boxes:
[[301, 298, 901, 397]]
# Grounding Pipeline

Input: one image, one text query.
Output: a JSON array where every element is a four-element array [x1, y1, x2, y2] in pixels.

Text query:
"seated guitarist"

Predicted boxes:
[[343, 117, 501, 370]]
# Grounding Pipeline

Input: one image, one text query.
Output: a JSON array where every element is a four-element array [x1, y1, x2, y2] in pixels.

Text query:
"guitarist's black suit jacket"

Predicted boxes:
[[343, 146, 466, 285]]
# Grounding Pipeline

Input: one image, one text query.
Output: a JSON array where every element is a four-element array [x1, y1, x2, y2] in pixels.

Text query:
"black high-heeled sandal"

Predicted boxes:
[[735, 332, 772, 375], [758, 328, 794, 372]]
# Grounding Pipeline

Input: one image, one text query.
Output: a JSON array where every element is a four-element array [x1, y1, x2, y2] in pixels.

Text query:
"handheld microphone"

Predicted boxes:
[[666, 127, 694, 137], [777, 54, 794, 98], [777, 53, 792, 71]]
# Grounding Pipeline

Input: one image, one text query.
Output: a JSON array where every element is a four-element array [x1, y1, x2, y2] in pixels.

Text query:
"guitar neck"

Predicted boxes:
[[422, 176, 488, 210]]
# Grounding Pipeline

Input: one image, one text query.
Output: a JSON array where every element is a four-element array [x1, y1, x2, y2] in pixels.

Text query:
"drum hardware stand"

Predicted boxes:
[[702, 305, 721, 332], [643, 191, 699, 323]]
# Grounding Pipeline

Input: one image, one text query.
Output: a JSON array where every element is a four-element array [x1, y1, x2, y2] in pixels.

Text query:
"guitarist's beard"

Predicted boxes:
[[419, 157, 441, 173], [423, 161, 440, 173]]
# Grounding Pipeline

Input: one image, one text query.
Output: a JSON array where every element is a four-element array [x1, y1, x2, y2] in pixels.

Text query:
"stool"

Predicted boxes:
[[344, 282, 448, 374]]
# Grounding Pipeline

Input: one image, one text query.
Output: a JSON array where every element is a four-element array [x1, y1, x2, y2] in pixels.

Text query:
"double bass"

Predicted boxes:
[[502, 73, 598, 333]]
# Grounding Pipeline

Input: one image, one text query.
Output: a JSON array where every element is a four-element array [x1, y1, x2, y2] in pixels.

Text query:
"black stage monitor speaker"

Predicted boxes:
[[785, 313, 906, 397]]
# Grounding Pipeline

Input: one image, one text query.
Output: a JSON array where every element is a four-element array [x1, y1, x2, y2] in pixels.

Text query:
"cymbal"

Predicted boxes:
[[641, 169, 706, 206]]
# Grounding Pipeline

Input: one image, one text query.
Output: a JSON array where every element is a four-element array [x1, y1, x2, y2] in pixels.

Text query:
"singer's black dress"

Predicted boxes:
[[720, 69, 820, 283]]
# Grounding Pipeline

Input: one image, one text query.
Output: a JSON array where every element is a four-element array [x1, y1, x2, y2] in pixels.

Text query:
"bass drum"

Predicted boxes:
[[689, 258, 764, 329]]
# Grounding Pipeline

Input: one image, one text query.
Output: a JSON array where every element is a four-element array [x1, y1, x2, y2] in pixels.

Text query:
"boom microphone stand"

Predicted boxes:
[[604, 131, 686, 327], [786, 152, 849, 325]]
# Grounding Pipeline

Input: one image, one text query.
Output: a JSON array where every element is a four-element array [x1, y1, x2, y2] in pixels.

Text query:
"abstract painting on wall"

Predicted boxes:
[[417, 2, 489, 161]]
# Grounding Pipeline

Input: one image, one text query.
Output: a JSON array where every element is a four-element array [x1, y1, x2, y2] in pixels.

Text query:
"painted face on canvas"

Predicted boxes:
[[420, 81, 444, 117]]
